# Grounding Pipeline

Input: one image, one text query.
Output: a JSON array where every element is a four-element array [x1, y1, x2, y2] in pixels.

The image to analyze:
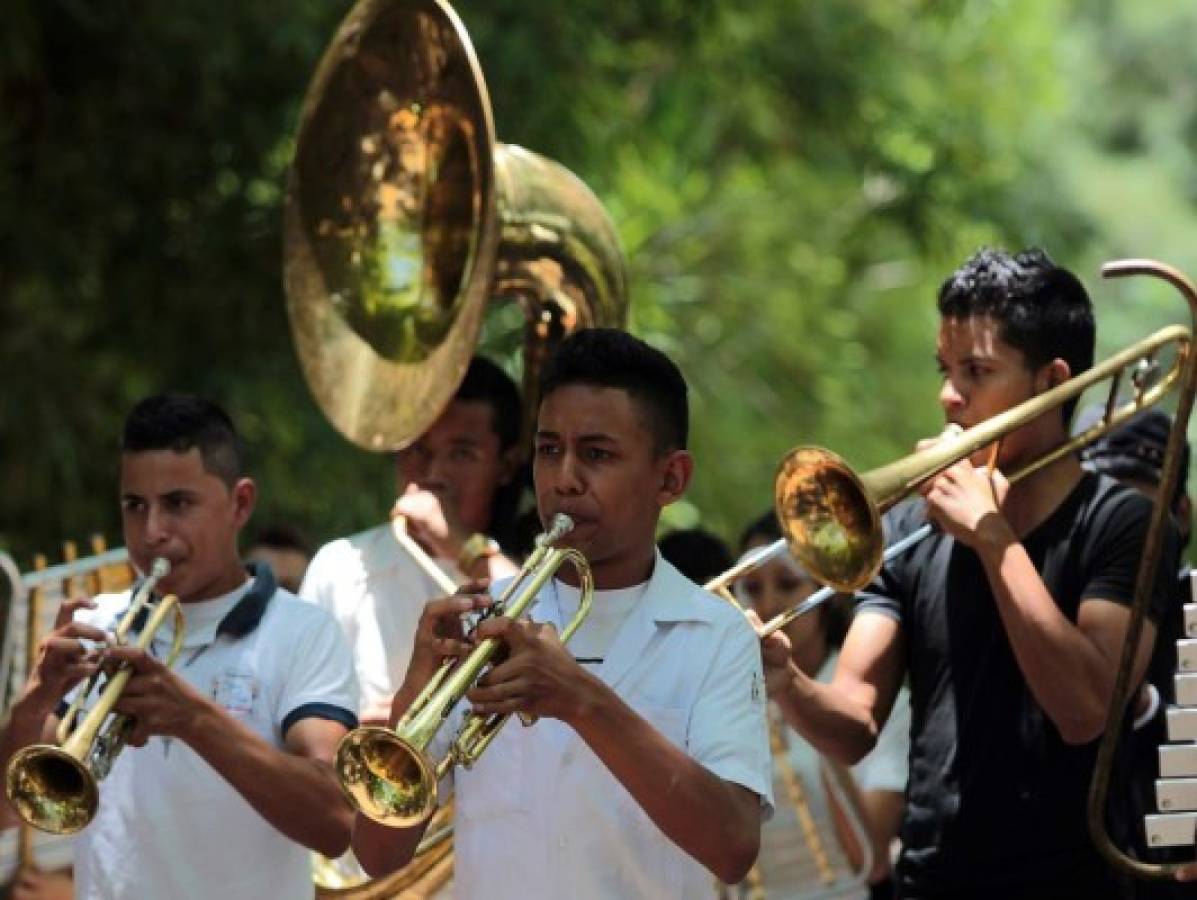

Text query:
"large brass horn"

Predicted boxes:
[[773, 293, 1192, 593], [283, 0, 628, 452], [1087, 260, 1197, 881], [4, 558, 184, 835], [335, 513, 593, 828]]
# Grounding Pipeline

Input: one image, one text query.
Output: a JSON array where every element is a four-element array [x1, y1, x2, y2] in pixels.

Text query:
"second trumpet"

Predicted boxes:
[[335, 513, 593, 828]]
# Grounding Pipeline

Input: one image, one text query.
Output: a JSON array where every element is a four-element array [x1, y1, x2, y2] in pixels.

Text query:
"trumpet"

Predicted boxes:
[[335, 513, 592, 828], [5, 558, 185, 835]]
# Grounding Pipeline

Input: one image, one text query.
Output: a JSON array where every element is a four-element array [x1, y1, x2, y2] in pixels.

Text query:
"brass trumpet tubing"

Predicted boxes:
[[389, 536, 560, 758], [54, 594, 183, 770], [1087, 260, 1197, 881], [453, 546, 593, 766], [335, 514, 592, 828], [6, 557, 184, 835], [56, 559, 168, 745]]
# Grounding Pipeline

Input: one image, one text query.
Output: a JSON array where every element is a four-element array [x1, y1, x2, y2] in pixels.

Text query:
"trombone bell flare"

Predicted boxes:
[[773, 447, 884, 593]]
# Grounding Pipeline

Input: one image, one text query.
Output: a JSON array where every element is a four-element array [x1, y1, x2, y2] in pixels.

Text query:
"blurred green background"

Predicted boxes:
[[4, 0, 1197, 566]]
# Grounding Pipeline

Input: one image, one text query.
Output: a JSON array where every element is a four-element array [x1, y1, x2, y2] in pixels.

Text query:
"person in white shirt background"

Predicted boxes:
[[738, 510, 909, 900], [300, 355, 523, 726], [0, 393, 358, 900], [353, 327, 774, 898]]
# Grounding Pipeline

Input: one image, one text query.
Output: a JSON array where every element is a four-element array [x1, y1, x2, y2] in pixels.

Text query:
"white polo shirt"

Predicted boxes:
[[68, 572, 358, 900], [432, 552, 773, 900], [300, 522, 453, 711]]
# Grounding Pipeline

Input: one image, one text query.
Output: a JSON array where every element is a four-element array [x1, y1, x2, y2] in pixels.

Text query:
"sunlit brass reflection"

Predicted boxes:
[[284, 0, 627, 451]]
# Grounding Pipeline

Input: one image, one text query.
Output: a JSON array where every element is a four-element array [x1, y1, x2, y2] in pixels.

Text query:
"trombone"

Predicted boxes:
[[767, 257, 1197, 880], [4, 558, 184, 835], [772, 292, 1191, 594], [335, 513, 592, 828]]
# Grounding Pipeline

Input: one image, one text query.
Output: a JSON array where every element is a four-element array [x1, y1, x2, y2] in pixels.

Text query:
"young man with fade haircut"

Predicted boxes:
[[761, 248, 1180, 899], [301, 355, 524, 725], [0, 393, 358, 900], [352, 328, 773, 899]]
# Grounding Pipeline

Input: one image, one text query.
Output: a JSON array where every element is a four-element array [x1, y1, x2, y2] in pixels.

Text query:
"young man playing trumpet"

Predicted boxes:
[[763, 248, 1180, 899], [353, 328, 773, 898], [0, 394, 358, 900]]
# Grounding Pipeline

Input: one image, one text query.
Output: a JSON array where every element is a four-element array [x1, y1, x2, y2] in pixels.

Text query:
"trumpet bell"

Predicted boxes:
[[335, 726, 438, 827], [6, 744, 99, 835], [774, 447, 883, 593]]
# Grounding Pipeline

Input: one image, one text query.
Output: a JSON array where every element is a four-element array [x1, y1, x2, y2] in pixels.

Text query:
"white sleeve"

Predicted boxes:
[[853, 683, 910, 794], [277, 604, 360, 733], [688, 612, 774, 813], [298, 543, 338, 613]]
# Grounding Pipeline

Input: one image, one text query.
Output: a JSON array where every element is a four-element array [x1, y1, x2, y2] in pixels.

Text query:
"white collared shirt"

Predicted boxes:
[[69, 579, 358, 900], [432, 552, 773, 899], [300, 521, 455, 711]]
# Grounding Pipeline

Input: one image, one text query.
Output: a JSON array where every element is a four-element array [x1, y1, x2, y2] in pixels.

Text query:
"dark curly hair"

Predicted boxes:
[[937, 247, 1095, 422]]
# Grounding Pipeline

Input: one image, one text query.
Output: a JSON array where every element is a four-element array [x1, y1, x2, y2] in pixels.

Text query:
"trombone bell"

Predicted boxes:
[[773, 447, 883, 593]]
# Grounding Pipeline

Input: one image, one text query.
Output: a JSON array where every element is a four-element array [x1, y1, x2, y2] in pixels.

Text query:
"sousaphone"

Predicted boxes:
[[284, 0, 628, 894], [284, 0, 628, 453]]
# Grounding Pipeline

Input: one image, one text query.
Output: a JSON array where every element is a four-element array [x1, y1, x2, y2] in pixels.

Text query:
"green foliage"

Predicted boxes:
[[2, 0, 1195, 566]]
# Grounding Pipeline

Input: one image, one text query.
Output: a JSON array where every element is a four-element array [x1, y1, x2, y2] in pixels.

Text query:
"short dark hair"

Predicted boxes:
[[455, 356, 521, 451], [121, 393, 243, 487], [659, 528, 733, 584], [538, 329, 689, 453], [937, 247, 1095, 422]]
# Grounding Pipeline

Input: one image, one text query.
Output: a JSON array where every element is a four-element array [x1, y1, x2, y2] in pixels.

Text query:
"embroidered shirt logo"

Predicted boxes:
[[212, 672, 258, 715]]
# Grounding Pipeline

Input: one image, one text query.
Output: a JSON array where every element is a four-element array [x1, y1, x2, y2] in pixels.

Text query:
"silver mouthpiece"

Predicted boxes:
[[537, 514, 575, 548], [149, 558, 171, 580]]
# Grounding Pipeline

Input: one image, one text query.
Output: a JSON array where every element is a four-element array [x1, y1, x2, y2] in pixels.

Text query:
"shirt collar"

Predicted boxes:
[[130, 562, 276, 647], [645, 550, 721, 625]]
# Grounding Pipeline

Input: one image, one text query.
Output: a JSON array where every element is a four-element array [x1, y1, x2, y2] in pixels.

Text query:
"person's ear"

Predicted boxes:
[[231, 477, 257, 528], [658, 450, 693, 505], [1039, 358, 1071, 393]]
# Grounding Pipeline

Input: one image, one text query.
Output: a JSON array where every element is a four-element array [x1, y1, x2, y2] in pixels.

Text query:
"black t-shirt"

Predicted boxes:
[[857, 471, 1178, 899]]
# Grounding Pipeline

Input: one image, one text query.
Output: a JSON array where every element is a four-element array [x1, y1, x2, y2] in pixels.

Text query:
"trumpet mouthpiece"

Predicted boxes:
[[149, 558, 171, 579], [539, 514, 575, 547]]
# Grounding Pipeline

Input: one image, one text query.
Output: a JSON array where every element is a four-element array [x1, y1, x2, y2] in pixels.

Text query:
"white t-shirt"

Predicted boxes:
[[300, 522, 453, 711], [69, 575, 358, 900], [431, 552, 773, 900]]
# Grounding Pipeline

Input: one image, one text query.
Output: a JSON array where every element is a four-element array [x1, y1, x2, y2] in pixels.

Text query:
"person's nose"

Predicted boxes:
[[556, 450, 585, 496], [144, 504, 170, 547], [940, 376, 965, 418]]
